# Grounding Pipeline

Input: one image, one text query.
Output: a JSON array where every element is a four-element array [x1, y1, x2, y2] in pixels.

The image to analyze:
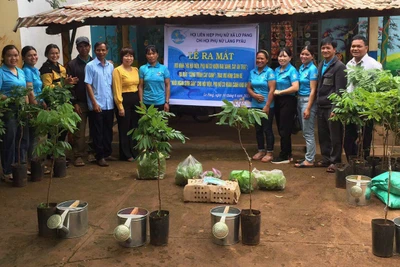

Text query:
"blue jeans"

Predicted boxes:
[[255, 107, 275, 152], [297, 96, 317, 162]]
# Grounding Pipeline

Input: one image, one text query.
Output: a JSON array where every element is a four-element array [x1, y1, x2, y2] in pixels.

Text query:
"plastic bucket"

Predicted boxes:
[[56, 200, 88, 238], [210, 206, 240, 246], [116, 207, 149, 247], [371, 218, 395, 257], [394, 217, 400, 254], [345, 175, 371, 206]]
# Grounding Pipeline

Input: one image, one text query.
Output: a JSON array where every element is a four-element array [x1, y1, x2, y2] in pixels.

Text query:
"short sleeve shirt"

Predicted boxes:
[[23, 65, 43, 97], [275, 63, 299, 96], [249, 66, 275, 108], [346, 54, 383, 92], [298, 63, 318, 96], [84, 58, 114, 111], [0, 65, 26, 97], [139, 62, 170, 105]]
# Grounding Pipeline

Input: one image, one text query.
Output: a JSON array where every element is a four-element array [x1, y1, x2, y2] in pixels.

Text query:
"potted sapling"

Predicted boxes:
[[8, 86, 38, 187], [211, 99, 268, 245], [32, 86, 80, 237], [367, 81, 400, 257], [129, 104, 187, 246], [37, 84, 75, 177]]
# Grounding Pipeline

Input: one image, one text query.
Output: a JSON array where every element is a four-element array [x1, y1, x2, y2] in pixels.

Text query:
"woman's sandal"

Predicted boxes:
[[314, 161, 330, 168], [261, 154, 273, 163], [252, 152, 266, 160], [326, 164, 337, 173], [294, 161, 314, 168]]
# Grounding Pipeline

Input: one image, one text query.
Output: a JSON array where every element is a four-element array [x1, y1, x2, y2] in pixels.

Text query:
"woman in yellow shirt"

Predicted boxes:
[[112, 47, 140, 162]]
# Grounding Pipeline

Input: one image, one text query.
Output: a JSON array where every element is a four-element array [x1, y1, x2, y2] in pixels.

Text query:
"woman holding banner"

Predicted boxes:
[[247, 50, 276, 163], [138, 45, 171, 112]]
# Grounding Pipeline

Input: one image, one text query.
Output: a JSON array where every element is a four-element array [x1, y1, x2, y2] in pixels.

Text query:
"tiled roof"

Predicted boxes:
[[15, 0, 400, 30]]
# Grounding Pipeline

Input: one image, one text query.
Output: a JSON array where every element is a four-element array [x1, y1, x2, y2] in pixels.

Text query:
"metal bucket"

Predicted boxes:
[[345, 175, 371, 206], [56, 200, 88, 238], [210, 206, 240, 246], [116, 207, 148, 247], [394, 217, 400, 254]]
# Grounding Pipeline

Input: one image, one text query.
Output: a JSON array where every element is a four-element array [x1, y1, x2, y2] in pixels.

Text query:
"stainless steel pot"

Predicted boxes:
[[210, 206, 240, 245], [56, 200, 88, 238], [116, 207, 148, 247]]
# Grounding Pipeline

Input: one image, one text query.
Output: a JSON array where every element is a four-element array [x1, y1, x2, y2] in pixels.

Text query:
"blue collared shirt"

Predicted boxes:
[[22, 64, 43, 97], [298, 63, 318, 96], [0, 65, 26, 97], [84, 58, 114, 111], [249, 66, 275, 108], [139, 62, 170, 105], [321, 57, 334, 75], [275, 63, 299, 96]]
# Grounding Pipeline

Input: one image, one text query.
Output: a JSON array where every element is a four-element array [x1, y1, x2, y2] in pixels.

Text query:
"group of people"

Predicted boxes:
[[248, 35, 382, 173], [0, 36, 170, 181], [0, 33, 382, 180]]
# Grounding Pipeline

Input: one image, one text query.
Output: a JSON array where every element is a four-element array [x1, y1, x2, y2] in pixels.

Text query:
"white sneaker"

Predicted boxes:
[[1, 173, 13, 183]]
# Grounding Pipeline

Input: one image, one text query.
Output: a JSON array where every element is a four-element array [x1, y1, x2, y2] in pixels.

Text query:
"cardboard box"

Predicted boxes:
[[183, 179, 241, 204]]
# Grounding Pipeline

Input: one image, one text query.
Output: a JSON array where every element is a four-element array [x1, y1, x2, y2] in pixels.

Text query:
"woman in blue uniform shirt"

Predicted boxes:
[[272, 47, 299, 164], [0, 45, 27, 182], [247, 50, 276, 163], [294, 46, 318, 168], [22, 46, 44, 165], [138, 45, 171, 111]]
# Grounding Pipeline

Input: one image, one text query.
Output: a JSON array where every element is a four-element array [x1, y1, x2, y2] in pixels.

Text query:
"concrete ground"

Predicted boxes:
[[0, 115, 400, 267]]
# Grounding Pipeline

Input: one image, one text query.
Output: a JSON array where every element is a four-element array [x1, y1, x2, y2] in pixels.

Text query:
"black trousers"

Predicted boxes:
[[317, 108, 343, 164], [344, 121, 373, 161], [274, 95, 297, 159], [90, 109, 114, 160], [116, 92, 140, 160]]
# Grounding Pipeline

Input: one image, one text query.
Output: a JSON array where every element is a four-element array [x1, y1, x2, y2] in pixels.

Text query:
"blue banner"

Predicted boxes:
[[164, 25, 259, 106]]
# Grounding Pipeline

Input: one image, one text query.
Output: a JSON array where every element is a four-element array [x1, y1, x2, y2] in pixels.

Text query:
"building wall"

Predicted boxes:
[[0, 0, 22, 66], [321, 18, 359, 63], [17, 0, 91, 66]]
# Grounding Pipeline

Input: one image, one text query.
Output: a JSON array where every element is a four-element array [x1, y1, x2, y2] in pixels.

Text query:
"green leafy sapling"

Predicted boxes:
[[329, 68, 400, 159], [211, 99, 268, 214], [33, 86, 81, 207], [129, 104, 187, 215], [8, 86, 40, 166], [0, 97, 11, 140]]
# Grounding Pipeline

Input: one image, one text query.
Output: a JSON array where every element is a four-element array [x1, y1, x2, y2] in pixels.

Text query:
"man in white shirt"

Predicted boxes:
[[343, 35, 382, 161]]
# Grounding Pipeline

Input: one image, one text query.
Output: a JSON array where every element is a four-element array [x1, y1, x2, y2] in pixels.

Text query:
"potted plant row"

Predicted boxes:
[[129, 103, 187, 246], [211, 99, 268, 245], [6, 87, 40, 187], [329, 68, 400, 257]]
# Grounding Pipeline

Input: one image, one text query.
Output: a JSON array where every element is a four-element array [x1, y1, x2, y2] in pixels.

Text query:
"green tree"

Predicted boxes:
[[211, 99, 268, 213], [129, 104, 187, 213]]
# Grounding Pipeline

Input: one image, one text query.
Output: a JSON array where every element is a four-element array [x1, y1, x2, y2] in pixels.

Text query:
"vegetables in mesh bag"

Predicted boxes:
[[229, 170, 256, 194], [175, 154, 203, 186], [201, 168, 222, 179], [253, 168, 286, 190], [137, 152, 166, 180]]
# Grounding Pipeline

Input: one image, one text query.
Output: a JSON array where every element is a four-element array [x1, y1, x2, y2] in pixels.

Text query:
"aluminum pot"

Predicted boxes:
[[56, 200, 88, 238], [345, 175, 371, 206], [210, 206, 240, 246], [116, 207, 149, 247]]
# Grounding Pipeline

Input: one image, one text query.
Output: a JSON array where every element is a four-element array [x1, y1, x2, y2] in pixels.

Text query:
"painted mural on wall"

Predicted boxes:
[[359, 16, 400, 75], [321, 18, 359, 63], [90, 25, 119, 64]]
